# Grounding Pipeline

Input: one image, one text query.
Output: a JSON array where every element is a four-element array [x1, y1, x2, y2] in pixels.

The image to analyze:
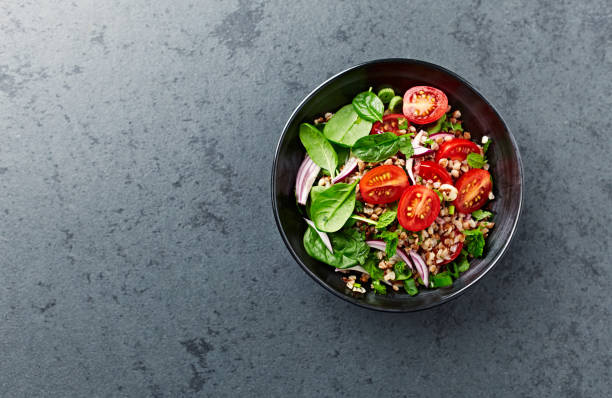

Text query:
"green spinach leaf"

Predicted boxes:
[[299, 123, 338, 177], [303, 226, 370, 268], [310, 182, 358, 232], [323, 105, 372, 147], [352, 91, 384, 122], [352, 132, 399, 162]]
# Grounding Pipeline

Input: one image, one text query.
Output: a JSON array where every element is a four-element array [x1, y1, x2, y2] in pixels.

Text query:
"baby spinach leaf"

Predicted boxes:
[[310, 182, 358, 232], [467, 152, 485, 169], [299, 123, 338, 177], [352, 132, 399, 162], [324, 105, 372, 147], [352, 91, 384, 122], [463, 228, 485, 257], [375, 210, 396, 229], [303, 227, 369, 268], [309, 185, 325, 204], [333, 144, 350, 166], [398, 135, 414, 157]]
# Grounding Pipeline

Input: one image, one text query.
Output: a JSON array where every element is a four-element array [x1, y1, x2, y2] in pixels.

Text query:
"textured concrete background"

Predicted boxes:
[[0, 0, 610, 397]]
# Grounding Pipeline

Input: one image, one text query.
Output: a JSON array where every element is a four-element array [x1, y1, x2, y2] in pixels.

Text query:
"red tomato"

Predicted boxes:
[[440, 238, 463, 265], [414, 160, 453, 185], [359, 165, 409, 204], [435, 139, 481, 162], [370, 114, 410, 136], [397, 185, 440, 231], [453, 169, 492, 213], [403, 86, 448, 124]]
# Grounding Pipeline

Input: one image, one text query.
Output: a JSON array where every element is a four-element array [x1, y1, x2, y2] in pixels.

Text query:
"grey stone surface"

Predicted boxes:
[[0, 0, 610, 396]]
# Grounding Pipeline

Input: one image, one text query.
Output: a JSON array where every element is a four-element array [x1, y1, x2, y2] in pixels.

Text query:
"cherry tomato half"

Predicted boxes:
[[370, 114, 410, 136], [414, 160, 453, 185], [435, 138, 481, 162], [359, 165, 409, 205], [453, 168, 492, 214], [397, 185, 441, 231], [440, 235, 463, 265], [403, 86, 448, 125]]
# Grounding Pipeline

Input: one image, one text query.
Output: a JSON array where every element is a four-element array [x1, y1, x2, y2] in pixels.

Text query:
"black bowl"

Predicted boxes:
[[272, 59, 523, 312]]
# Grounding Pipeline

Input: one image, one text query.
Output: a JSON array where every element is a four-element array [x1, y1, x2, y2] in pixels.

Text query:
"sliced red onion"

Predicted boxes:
[[408, 250, 429, 288], [331, 156, 358, 184], [406, 158, 415, 185], [366, 240, 414, 271], [412, 130, 427, 148], [413, 146, 434, 157], [304, 218, 333, 253], [295, 155, 321, 205]]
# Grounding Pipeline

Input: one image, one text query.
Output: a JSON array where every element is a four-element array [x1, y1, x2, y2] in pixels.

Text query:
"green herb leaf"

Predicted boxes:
[[299, 123, 338, 177], [467, 152, 485, 169], [351, 215, 377, 225], [351, 132, 399, 162], [463, 228, 485, 257], [398, 135, 414, 157], [427, 114, 446, 134], [352, 91, 384, 122], [303, 227, 370, 268], [372, 280, 387, 294], [363, 252, 384, 280], [471, 209, 493, 220], [375, 210, 397, 229], [448, 262, 459, 279], [441, 117, 463, 132], [310, 182, 358, 232], [376, 230, 399, 258], [483, 138, 492, 154], [456, 250, 470, 272], [403, 278, 419, 295], [431, 271, 453, 287], [394, 261, 412, 281], [324, 105, 372, 147]]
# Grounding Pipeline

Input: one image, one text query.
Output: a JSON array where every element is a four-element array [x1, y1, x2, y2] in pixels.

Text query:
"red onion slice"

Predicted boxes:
[[406, 158, 415, 185], [413, 146, 434, 157], [408, 250, 429, 287], [304, 218, 333, 253], [295, 155, 321, 205], [331, 157, 358, 184], [429, 132, 455, 141]]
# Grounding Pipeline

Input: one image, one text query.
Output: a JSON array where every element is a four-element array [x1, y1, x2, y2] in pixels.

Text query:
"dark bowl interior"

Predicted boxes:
[[272, 59, 523, 312]]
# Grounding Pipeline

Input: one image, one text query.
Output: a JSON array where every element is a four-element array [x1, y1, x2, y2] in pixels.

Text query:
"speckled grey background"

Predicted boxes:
[[0, 0, 610, 397]]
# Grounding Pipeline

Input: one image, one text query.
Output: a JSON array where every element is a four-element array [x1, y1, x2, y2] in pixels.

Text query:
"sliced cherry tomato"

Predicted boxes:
[[403, 86, 448, 124], [453, 169, 492, 214], [440, 234, 463, 265], [370, 114, 410, 136], [397, 185, 440, 231], [359, 165, 409, 204], [435, 138, 481, 162], [414, 160, 453, 185]]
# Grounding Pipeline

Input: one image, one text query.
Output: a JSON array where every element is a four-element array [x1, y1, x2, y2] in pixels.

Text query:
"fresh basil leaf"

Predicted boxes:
[[467, 152, 485, 169], [303, 226, 370, 268], [463, 228, 485, 257], [427, 114, 446, 134], [471, 209, 493, 220], [323, 105, 372, 147], [376, 230, 399, 259], [310, 182, 358, 232], [398, 135, 414, 157], [299, 123, 338, 177], [375, 210, 396, 229], [372, 280, 387, 294], [352, 91, 384, 122], [351, 132, 399, 162], [403, 278, 419, 295], [431, 271, 453, 287]]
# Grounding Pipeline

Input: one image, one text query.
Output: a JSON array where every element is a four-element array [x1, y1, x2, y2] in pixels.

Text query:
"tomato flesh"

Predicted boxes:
[[397, 185, 440, 231], [370, 114, 410, 136], [403, 86, 448, 125], [453, 169, 492, 213], [435, 139, 481, 162], [359, 165, 409, 205], [414, 160, 453, 185], [440, 237, 463, 265]]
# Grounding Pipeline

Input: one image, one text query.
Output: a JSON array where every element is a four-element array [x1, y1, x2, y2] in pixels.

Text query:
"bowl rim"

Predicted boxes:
[[271, 58, 524, 312]]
